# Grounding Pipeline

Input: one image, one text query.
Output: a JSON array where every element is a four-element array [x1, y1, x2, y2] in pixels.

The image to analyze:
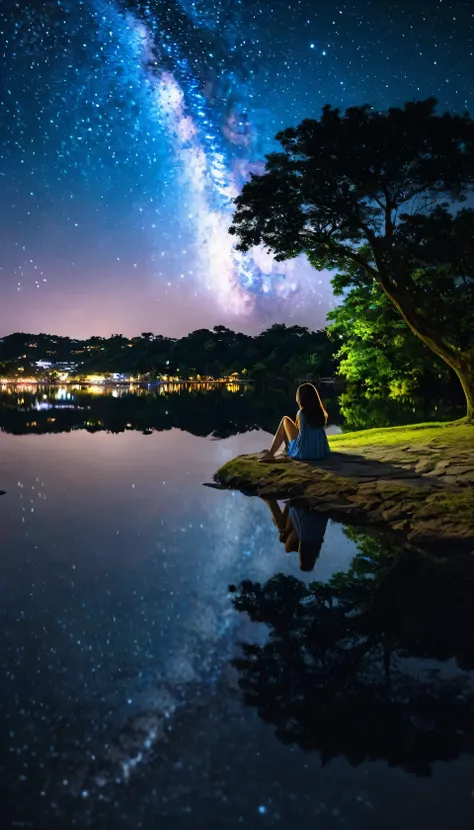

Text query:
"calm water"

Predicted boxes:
[[0, 387, 473, 829]]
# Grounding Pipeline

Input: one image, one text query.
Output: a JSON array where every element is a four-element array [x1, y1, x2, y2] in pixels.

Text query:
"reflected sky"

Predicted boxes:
[[0, 428, 357, 797], [0, 428, 351, 574], [1, 425, 473, 828]]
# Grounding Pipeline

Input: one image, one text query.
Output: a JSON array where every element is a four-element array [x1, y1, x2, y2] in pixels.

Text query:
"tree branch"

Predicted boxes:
[[373, 267, 462, 368]]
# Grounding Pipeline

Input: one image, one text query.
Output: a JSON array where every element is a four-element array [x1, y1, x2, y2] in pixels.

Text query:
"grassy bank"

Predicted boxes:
[[214, 421, 474, 553], [329, 421, 474, 450]]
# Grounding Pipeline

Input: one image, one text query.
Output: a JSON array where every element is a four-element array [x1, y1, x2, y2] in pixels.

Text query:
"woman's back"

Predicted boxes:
[[288, 409, 330, 461]]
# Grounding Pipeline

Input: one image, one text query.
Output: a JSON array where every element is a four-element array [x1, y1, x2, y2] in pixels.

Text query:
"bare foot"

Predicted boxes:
[[258, 451, 275, 462]]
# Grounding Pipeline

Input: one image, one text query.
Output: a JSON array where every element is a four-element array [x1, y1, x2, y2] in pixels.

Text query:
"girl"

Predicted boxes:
[[263, 499, 329, 573], [260, 382, 331, 462]]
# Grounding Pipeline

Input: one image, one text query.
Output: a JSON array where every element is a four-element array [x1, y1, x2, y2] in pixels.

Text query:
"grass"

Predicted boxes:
[[329, 420, 474, 450], [418, 488, 474, 521], [215, 419, 474, 552], [219, 419, 474, 485]]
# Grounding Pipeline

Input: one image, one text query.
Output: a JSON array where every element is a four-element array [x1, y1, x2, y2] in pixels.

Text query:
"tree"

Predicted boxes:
[[230, 527, 474, 773], [230, 98, 474, 419], [250, 324, 334, 381], [0, 328, 336, 382], [327, 269, 456, 400]]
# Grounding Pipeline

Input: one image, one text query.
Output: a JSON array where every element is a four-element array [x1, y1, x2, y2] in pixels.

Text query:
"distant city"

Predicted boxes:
[[0, 327, 334, 385]]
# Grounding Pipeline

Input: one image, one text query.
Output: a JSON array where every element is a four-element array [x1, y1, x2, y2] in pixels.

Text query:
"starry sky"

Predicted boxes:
[[1, 0, 473, 338]]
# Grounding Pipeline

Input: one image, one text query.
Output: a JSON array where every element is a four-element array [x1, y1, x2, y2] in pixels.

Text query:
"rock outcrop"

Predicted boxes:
[[214, 424, 474, 553]]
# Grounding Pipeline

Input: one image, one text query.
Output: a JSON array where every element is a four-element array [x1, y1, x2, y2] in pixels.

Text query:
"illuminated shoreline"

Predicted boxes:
[[0, 377, 247, 387]]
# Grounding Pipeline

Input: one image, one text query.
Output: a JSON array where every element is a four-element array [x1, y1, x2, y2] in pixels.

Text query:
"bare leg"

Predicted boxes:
[[263, 499, 289, 531], [260, 416, 298, 460]]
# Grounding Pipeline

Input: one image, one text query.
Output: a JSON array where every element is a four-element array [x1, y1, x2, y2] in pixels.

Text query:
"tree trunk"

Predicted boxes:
[[452, 355, 474, 422], [370, 266, 474, 421], [397, 323, 474, 422]]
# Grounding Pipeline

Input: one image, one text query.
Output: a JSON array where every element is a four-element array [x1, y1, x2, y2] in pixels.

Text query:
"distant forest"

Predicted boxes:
[[0, 325, 335, 383], [0, 321, 462, 409]]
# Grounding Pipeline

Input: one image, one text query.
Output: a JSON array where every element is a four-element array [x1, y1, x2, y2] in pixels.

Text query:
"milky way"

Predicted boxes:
[[0, 0, 473, 337]]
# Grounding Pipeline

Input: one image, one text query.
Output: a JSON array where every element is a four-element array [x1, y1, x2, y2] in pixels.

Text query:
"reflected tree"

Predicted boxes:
[[230, 529, 474, 774], [338, 387, 464, 430], [0, 386, 306, 438]]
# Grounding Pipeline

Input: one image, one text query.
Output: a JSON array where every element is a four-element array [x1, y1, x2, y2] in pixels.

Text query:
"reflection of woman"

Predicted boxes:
[[264, 499, 329, 572], [260, 383, 331, 462]]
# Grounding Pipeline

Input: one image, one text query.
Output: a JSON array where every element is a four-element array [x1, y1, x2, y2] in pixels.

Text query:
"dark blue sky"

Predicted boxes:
[[1, 0, 473, 337]]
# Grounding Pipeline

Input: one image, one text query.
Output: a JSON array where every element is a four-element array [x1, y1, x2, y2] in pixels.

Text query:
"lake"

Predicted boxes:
[[0, 386, 473, 829]]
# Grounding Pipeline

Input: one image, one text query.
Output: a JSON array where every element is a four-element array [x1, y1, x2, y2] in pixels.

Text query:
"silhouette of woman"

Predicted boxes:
[[264, 499, 329, 572]]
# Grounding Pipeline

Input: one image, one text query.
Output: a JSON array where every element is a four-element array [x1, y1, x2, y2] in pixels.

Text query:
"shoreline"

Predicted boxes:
[[214, 422, 474, 554], [0, 379, 249, 388]]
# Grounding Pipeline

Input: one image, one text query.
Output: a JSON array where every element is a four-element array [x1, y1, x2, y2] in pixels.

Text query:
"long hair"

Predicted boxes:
[[296, 383, 327, 428], [299, 540, 323, 572]]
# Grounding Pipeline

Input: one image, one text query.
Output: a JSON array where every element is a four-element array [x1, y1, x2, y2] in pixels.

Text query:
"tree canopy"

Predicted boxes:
[[327, 265, 456, 400], [230, 526, 474, 773], [0, 325, 334, 384], [230, 97, 474, 418]]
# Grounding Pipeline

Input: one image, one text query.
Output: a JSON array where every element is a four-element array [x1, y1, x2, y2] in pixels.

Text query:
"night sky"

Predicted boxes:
[[1, 0, 473, 338]]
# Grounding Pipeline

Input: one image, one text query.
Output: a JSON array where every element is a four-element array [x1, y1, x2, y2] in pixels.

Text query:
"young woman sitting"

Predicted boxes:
[[264, 498, 329, 572], [260, 382, 331, 462]]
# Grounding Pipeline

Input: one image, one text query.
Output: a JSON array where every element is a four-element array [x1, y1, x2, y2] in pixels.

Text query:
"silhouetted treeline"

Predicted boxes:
[[231, 526, 474, 774], [0, 325, 335, 381]]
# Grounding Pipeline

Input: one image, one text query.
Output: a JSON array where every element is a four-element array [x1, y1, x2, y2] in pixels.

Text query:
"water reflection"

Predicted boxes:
[[339, 389, 465, 429], [0, 383, 465, 437], [1, 391, 473, 827], [264, 499, 329, 572], [0, 425, 351, 819], [0, 384, 326, 438], [230, 526, 474, 775]]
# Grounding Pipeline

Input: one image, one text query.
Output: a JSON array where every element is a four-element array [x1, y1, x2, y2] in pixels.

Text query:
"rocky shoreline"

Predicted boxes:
[[214, 423, 474, 554]]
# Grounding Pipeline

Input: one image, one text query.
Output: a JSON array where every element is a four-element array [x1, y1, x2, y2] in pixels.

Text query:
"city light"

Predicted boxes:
[[0, 371, 246, 388]]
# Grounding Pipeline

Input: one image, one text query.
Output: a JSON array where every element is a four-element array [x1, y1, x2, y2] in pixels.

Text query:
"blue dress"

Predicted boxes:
[[287, 409, 331, 461], [289, 506, 328, 544]]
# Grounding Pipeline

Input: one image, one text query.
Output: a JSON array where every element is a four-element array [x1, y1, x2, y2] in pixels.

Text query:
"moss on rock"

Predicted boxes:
[[214, 422, 474, 554]]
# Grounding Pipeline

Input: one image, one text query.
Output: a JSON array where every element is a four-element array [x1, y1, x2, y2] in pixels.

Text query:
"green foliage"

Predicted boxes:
[[329, 420, 474, 449], [317, 527, 400, 597], [0, 325, 335, 382], [230, 97, 474, 415], [328, 278, 456, 400], [336, 392, 464, 430]]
